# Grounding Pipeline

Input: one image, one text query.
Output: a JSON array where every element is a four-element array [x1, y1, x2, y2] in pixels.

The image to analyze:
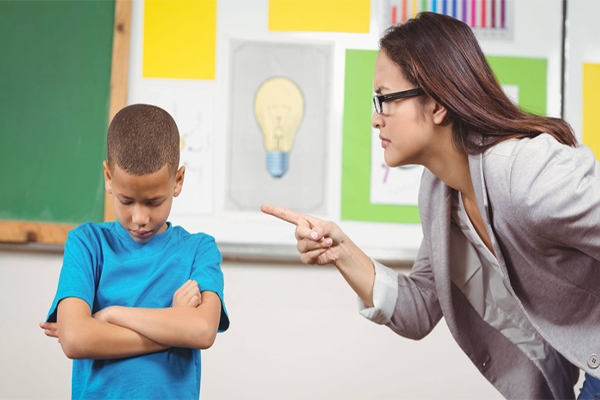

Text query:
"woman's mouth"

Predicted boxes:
[[379, 134, 391, 148]]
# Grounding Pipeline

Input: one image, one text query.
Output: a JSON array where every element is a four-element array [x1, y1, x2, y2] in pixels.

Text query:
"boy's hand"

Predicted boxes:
[[173, 280, 202, 308], [92, 307, 114, 323], [39, 322, 60, 342]]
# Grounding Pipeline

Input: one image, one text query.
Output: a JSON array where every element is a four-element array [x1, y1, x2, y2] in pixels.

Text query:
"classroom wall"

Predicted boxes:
[[1, 0, 597, 399], [0, 249, 518, 400]]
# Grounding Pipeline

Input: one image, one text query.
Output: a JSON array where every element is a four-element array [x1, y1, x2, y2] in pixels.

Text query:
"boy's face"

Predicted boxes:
[[103, 161, 185, 243]]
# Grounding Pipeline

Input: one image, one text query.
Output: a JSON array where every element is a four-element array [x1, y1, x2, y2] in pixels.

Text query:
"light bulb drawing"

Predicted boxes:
[[254, 77, 305, 178]]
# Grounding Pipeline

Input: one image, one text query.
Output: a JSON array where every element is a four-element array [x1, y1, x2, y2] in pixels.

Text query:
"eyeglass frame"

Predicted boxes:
[[373, 88, 425, 114]]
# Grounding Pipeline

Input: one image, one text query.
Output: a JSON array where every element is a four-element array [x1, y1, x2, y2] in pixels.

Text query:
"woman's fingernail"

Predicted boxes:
[[311, 231, 318, 240], [325, 238, 333, 246]]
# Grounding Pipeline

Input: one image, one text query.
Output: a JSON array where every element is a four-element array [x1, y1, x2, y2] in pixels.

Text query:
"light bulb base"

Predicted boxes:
[[266, 151, 289, 178]]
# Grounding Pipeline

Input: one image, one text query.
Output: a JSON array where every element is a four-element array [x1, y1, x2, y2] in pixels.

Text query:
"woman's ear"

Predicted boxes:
[[432, 101, 448, 125], [103, 161, 113, 194]]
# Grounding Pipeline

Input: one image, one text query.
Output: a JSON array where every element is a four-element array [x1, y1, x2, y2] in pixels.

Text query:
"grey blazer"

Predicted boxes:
[[390, 134, 600, 399]]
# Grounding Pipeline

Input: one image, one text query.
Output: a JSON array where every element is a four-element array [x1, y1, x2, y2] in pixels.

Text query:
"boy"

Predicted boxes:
[[39, 104, 229, 400]]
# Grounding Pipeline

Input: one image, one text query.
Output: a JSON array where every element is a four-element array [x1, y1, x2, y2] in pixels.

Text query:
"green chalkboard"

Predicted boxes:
[[0, 0, 115, 224]]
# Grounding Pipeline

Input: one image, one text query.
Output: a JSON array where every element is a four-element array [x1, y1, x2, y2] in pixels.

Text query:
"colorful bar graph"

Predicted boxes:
[[387, 0, 509, 36], [482, 0, 486, 27]]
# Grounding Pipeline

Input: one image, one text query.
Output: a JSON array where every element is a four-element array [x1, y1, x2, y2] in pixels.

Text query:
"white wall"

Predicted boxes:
[[0, 0, 593, 398], [0, 248, 516, 400]]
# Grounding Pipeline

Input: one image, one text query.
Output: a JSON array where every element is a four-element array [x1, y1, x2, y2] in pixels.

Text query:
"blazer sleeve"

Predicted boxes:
[[510, 136, 600, 259], [359, 232, 443, 341], [389, 233, 443, 340]]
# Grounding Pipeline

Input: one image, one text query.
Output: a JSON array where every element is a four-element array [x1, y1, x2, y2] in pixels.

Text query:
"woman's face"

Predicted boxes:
[[372, 51, 435, 168]]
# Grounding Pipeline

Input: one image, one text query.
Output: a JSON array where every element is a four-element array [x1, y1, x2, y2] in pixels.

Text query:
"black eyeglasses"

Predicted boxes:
[[373, 88, 425, 114]]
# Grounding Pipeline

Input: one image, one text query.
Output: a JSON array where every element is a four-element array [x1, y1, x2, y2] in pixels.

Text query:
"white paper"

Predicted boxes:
[[136, 89, 214, 216], [369, 124, 424, 206]]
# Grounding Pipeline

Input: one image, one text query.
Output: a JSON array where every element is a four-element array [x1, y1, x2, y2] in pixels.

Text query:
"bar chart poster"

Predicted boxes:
[[383, 0, 514, 40]]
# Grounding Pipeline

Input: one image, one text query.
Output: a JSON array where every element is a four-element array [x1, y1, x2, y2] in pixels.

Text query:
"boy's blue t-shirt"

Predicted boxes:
[[46, 221, 229, 400]]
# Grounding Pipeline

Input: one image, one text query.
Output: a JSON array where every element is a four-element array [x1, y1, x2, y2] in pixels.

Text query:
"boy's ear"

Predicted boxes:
[[103, 161, 113, 194], [173, 166, 185, 197]]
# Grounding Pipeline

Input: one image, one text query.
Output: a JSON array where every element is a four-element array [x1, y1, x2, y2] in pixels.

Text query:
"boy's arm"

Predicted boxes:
[[56, 297, 169, 359], [102, 291, 222, 350]]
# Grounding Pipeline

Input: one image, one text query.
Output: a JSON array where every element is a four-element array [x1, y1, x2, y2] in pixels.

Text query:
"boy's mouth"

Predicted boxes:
[[131, 230, 152, 238]]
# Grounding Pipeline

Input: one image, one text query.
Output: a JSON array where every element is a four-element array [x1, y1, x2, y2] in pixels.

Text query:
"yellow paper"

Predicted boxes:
[[143, 0, 216, 80], [269, 0, 370, 33], [583, 63, 600, 159]]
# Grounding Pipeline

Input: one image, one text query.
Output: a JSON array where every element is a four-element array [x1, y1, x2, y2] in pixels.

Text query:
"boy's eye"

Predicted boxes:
[[149, 201, 164, 207], [120, 200, 133, 205]]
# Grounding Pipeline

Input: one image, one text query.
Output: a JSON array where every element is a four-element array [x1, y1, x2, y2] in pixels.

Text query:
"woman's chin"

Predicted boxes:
[[383, 153, 403, 168]]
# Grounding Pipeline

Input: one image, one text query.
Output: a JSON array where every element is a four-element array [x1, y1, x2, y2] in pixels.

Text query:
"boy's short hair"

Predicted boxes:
[[107, 104, 180, 176]]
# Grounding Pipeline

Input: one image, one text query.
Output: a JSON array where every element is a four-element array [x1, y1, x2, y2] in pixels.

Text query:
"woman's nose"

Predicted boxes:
[[372, 110, 384, 129]]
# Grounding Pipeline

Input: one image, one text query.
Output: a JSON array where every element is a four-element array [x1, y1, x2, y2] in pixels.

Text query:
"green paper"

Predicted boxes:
[[486, 56, 547, 115], [340, 50, 547, 223]]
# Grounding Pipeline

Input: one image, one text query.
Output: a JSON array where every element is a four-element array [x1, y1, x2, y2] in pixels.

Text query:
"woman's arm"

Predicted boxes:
[[261, 204, 442, 339], [261, 204, 376, 306]]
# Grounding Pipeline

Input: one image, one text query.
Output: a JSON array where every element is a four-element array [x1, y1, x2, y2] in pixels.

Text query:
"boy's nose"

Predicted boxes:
[[132, 207, 149, 226]]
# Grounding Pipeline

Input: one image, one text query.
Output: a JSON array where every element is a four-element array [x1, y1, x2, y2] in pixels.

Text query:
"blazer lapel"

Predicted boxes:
[[468, 153, 510, 278], [429, 184, 456, 320]]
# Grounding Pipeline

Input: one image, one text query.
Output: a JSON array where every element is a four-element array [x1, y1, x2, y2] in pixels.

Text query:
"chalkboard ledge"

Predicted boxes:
[[0, 240, 415, 268]]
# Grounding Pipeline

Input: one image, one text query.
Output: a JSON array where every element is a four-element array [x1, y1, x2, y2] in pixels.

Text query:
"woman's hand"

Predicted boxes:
[[172, 280, 202, 308], [261, 204, 376, 306], [260, 204, 346, 266]]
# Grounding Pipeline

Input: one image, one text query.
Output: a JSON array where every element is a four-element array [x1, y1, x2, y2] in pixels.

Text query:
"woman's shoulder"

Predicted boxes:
[[482, 133, 594, 185], [482, 133, 599, 217]]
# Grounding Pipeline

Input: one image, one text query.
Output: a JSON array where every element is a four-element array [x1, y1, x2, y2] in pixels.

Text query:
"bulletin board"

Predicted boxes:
[[124, 0, 566, 263], [1, 0, 569, 264]]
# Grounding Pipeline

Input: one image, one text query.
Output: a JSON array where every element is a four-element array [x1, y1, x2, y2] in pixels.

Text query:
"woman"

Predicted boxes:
[[262, 12, 600, 400]]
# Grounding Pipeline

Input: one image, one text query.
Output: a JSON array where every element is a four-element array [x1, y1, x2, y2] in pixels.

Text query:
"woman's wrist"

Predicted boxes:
[[336, 235, 372, 272]]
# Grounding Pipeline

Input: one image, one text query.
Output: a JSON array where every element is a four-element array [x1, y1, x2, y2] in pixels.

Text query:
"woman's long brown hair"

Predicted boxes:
[[380, 12, 576, 154]]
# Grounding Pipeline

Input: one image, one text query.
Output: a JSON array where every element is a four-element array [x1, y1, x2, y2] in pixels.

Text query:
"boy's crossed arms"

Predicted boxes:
[[39, 280, 221, 359]]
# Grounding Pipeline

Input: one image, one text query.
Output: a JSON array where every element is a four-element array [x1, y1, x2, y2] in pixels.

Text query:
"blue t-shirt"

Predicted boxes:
[[47, 221, 229, 400]]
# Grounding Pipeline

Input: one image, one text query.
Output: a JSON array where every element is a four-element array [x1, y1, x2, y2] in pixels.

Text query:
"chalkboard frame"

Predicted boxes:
[[0, 0, 129, 245]]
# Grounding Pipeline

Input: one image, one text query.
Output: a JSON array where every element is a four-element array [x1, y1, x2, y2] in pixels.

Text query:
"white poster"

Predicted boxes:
[[133, 89, 214, 216]]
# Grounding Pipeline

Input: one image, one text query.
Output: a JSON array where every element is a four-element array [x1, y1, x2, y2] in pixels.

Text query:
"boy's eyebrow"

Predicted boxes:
[[146, 196, 167, 201], [117, 194, 167, 201]]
